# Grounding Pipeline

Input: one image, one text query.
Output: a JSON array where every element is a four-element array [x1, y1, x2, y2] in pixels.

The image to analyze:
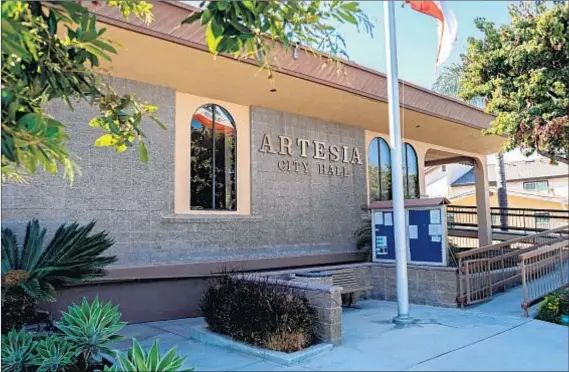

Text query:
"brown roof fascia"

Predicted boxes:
[[89, 1, 495, 131]]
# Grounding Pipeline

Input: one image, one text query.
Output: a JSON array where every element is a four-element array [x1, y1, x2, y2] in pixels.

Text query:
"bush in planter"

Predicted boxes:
[[104, 339, 192, 372], [1, 220, 116, 333], [57, 297, 126, 368], [536, 288, 569, 325], [200, 275, 316, 352]]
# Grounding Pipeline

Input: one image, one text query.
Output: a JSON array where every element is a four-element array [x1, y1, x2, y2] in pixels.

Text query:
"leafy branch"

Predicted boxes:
[[1, 0, 162, 183], [182, 1, 374, 81]]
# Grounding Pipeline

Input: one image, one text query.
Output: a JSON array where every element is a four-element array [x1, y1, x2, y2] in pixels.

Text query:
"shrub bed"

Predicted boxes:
[[200, 275, 317, 353], [536, 288, 569, 326]]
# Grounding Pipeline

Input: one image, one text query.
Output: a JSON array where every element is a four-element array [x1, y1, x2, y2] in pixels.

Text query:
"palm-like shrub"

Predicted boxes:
[[1, 328, 36, 372], [1, 220, 116, 302], [57, 297, 126, 366], [104, 339, 192, 372], [353, 221, 371, 250], [30, 334, 77, 372]]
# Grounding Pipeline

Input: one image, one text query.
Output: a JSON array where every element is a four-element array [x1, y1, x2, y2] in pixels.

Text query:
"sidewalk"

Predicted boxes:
[[113, 300, 569, 371]]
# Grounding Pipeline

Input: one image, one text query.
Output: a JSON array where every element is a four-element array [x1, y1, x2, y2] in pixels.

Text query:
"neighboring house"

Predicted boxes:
[[426, 157, 569, 210]]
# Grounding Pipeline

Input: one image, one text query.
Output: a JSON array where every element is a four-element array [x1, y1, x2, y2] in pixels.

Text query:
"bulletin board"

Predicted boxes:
[[372, 210, 397, 261], [407, 207, 447, 266], [371, 206, 447, 266]]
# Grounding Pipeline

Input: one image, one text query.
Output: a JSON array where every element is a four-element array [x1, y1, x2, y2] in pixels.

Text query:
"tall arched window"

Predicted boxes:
[[402, 143, 420, 199], [368, 137, 392, 202], [190, 104, 237, 210]]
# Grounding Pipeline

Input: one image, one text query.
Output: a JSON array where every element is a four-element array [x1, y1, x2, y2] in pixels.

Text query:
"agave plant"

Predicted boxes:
[[57, 297, 126, 366], [104, 339, 192, 372], [1, 328, 36, 372], [30, 334, 78, 372], [1, 219, 116, 301]]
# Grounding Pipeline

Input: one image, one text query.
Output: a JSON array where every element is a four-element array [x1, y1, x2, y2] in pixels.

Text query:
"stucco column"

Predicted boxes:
[[474, 156, 492, 246]]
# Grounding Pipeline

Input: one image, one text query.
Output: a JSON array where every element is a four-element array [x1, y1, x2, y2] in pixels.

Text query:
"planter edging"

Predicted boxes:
[[188, 323, 333, 366]]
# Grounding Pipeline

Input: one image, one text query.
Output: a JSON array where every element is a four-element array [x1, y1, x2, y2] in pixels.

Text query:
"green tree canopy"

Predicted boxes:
[[1, 1, 160, 183], [459, 1, 569, 164], [1, 0, 372, 183]]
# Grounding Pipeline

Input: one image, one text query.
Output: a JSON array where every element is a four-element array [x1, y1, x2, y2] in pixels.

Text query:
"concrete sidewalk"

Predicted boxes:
[[113, 300, 569, 371]]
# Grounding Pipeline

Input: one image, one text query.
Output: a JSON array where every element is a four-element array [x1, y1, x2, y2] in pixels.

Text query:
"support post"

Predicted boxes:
[[384, 1, 412, 325], [474, 157, 492, 246]]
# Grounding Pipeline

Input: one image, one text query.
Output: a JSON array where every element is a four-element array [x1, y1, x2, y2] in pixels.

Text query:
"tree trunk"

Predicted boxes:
[[495, 152, 508, 231]]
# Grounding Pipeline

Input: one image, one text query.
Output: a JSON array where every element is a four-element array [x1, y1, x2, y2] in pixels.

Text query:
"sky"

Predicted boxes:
[[331, 1, 517, 89], [185, 1, 517, 90]]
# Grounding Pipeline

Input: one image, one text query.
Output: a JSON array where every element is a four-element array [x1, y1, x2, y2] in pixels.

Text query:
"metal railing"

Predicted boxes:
[[448, 206, 569, 235], [456, 225, 569, 306], [520, 240, 569, 316]]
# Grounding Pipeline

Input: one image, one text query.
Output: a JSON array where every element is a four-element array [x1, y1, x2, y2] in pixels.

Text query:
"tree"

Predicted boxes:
[[432, 63, 485, 108], [1, 1, 161, 184], [459, 1, 569, 164], [432, 62, 509, 222], [2, 0, 372, 183], [183, 1, 373, 80]]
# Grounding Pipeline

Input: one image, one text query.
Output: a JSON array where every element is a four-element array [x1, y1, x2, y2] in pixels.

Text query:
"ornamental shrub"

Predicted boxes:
[[104, 339, 192, 372], [536, 288, 569, 326], [57, 297, 126, 367], [200, 275, 316, 352]]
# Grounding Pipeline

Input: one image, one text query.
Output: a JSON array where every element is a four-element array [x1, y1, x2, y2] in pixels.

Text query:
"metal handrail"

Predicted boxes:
[[456, 225, 569, 307], [455, 225, 569, 259], [448, 205, 569, 215], [447, 206, 569, 237], [520, 240, 569, 316]]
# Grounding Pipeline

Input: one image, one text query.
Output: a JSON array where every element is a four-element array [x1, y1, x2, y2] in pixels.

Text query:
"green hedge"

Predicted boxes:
[[536, 288, 569, 326]]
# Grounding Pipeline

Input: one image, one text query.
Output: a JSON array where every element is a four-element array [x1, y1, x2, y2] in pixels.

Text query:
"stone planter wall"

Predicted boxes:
[[369, 263, 459, 307], [262, 262, 459, 308]]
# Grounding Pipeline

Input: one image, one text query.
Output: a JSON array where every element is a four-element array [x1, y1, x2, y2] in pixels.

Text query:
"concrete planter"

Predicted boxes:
[[188, 324, 333, 366]]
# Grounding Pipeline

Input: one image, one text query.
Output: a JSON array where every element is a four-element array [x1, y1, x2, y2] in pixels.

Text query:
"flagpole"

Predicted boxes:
[[384, 0, 413, 325]]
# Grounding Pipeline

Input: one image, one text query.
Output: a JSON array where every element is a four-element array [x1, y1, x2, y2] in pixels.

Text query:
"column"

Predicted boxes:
[[474, 156, 492, 246]]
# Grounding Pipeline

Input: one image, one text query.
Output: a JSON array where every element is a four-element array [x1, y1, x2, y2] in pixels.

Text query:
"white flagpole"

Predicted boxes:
[[384, 0, 413, 325]]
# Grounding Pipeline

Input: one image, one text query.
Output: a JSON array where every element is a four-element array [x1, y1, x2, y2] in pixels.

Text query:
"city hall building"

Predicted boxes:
[[1, 2, 502, 321]]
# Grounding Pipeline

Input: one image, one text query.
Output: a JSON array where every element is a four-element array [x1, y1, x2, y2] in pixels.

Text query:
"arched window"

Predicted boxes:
[[190, 104, 237, 210], [402, 143, 420, 199], [368, 137, 392, 202]]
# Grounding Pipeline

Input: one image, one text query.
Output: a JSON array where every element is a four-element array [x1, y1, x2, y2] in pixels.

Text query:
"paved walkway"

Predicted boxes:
[[113, 300, 568, 371]]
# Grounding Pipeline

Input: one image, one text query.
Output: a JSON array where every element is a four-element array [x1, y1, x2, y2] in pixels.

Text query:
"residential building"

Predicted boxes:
[[426, 157, 568, 210]]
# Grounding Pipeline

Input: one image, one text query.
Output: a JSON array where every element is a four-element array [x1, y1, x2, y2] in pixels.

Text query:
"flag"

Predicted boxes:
[[405, 1, 458, 66]]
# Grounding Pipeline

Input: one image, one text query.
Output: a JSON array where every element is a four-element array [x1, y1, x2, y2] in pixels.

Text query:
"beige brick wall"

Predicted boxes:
[[1, 77, 367, 268]]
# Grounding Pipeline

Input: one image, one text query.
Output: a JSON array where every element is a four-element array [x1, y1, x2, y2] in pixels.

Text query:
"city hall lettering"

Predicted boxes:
[[258, 134, 362, 177]]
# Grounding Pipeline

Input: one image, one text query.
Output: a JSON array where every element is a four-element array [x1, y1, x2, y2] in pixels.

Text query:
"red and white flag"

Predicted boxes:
[[405, 1, 458, 66]]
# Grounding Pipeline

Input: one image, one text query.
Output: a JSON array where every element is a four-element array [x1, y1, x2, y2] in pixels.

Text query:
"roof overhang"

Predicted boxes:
[[90, 1, 504, 155]]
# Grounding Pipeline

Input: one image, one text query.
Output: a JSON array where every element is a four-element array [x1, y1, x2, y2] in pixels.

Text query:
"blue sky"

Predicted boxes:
[[185, 1, 517, 90], [332, 1, 516, 89]]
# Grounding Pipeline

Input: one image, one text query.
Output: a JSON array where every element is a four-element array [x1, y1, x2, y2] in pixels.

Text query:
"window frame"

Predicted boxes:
[[368, 137, 392, 202], [403, 143, 420, 199], [523, 180, 549, 193], [174, 92, 251, 216], [190, 104, 237, 211]]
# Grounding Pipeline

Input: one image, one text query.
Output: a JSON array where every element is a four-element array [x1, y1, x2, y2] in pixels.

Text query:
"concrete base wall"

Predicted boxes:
[[42, 262, 458, 333], [42, 277, 211, 324]]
